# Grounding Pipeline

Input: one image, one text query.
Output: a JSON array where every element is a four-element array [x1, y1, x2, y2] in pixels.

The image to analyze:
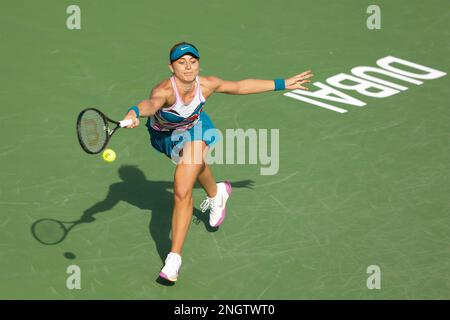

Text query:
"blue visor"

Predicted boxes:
[[170, 44, 200, 62]]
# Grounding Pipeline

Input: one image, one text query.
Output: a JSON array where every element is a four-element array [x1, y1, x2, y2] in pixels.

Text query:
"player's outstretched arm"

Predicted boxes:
[[122, 86, 167, 128], [206, 70, 313, 95]]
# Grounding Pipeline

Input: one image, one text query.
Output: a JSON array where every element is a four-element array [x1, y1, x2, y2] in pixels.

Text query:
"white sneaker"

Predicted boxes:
[[159, 252, 182, 282], [200, 181, 232, 227]]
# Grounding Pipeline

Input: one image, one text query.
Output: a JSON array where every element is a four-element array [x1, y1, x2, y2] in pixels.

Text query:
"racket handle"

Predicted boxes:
[[119, 119, 133, 127]]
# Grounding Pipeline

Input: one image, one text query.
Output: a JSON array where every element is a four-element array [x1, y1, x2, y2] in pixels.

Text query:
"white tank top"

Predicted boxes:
[[149, 75, 206, 131]]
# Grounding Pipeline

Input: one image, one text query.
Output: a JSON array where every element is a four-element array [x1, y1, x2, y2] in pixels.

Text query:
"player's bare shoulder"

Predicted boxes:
[[151, 79, 171, 97], [199, 75, 221, 98], [200, 75, 221, 88], [150, 78, 173, 107]]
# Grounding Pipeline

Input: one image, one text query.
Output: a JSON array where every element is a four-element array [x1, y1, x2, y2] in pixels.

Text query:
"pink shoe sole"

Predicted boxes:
[[159, 272, 177, 282]]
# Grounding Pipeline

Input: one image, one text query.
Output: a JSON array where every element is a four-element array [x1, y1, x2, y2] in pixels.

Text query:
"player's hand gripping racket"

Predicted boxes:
[[76, 108, 133, 154]]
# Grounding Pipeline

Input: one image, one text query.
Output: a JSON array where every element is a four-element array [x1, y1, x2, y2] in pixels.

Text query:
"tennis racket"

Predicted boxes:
[[76, 108, 133, 154]]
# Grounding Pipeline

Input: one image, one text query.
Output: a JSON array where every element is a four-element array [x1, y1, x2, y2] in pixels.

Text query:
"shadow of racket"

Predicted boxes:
[[31, 218, 82, 245]]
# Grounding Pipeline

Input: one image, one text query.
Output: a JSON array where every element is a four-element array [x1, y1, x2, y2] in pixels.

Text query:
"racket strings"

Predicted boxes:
[[78, 109, 108, 153]]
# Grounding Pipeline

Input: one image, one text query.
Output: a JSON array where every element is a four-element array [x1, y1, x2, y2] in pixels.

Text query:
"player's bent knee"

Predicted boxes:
[[173, 188, 193, 203]]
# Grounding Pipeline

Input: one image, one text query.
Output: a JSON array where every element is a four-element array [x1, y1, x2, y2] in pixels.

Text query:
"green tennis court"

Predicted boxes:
[[1, 0, 449, 299]]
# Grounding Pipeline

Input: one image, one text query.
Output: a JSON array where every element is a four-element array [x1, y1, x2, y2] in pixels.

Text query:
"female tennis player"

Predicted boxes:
[[122, 42, 313, 282]]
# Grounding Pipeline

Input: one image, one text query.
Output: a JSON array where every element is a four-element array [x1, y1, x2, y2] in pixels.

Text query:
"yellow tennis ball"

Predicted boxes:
[[102, 149, 116, 163]]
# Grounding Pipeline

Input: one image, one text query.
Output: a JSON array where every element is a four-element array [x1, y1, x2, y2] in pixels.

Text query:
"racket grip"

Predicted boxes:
[[119, 119, 133, 127]]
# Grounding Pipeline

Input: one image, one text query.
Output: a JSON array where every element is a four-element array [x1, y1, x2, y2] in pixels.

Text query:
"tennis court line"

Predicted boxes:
[[253, 171, 299, 189]]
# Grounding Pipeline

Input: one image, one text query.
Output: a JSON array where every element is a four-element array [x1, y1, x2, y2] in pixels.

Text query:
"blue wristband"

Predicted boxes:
[[274, 79, 285, 91], [127, 106, 140, 118]]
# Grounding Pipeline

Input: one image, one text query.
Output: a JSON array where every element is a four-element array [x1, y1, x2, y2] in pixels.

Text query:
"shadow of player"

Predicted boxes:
[[31, 165, 254, 285], [81, 165, 254, 262]]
